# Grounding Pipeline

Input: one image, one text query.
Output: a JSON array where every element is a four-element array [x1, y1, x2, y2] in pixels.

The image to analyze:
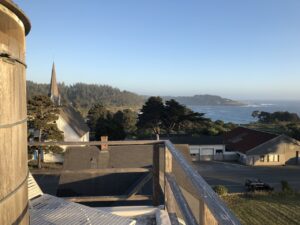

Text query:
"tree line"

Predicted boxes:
[[27, 81, 145, 114], [252, 111, 300, 123], [27, 94, 237, 150], [88, 96, 236, 140], [251, 110, 300, 141]]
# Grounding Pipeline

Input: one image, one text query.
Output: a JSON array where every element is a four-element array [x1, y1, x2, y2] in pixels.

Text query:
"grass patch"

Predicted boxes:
[[222, 193, 300, 225]]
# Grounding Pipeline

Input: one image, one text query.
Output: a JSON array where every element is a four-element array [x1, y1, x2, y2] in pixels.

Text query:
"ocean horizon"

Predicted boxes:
[[189, 100, 300, 124]]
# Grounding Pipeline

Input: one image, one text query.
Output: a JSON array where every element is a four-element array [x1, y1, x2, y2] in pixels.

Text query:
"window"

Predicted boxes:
[[260, 155, 264, 162], [277, 155, 280, 162], [268, 154, 279, 162], [191, 153, 197, 157], [216, 149, 223, 154]]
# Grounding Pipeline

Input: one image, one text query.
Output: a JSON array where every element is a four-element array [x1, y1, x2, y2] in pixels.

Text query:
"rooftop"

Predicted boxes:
[[163, 135, 224, 145], [29, 140, 241, 225], [224, 127, 278, 154]]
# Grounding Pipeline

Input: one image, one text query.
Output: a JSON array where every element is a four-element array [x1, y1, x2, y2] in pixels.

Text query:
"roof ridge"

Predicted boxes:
[[239, 126, 279, 137], [246, 134, 284, 154], [60, 105, 89, 137]]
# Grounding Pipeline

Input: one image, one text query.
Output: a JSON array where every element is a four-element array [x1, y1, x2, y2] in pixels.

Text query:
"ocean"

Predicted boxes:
[[189, 100, 300, 124]]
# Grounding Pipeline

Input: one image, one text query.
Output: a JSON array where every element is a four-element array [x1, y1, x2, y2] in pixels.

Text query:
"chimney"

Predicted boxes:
[[100, 136, 108, 151]]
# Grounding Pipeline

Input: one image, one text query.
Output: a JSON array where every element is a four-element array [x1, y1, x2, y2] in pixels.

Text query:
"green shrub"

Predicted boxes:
[[281, 180, 293, 193], [213, 185, 228, 196]]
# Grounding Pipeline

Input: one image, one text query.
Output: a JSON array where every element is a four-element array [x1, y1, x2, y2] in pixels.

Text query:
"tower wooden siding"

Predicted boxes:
[[0, 1, 31, 224]]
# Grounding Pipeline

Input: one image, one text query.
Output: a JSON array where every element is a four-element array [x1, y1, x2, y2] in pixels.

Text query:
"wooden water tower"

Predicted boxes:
[[0, 1, 31, 224]]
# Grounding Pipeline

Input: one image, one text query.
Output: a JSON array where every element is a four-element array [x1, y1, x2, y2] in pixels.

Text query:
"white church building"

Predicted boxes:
[[49, 63, 90, 142], [45, 63, 89, 162]]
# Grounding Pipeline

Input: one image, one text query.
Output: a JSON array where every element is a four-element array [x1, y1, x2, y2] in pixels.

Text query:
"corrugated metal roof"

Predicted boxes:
[[28, 173, 43, 200], [30, 194, 136, 225], [28, 173, 136, 225]]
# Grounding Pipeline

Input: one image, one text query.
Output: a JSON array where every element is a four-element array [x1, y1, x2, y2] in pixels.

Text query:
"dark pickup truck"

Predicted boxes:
[[245, 178, 274, 192]]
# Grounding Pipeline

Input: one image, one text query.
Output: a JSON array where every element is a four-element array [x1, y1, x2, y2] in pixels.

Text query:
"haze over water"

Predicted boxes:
[[190, 100, 300, 124]]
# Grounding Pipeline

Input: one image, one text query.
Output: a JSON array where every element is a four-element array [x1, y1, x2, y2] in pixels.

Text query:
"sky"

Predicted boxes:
[[15, 0, 300, 100]]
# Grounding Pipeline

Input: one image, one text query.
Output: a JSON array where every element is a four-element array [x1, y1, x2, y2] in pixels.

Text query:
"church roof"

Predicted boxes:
[[49, 63, 60, 99], [60, 105, 90, 137]]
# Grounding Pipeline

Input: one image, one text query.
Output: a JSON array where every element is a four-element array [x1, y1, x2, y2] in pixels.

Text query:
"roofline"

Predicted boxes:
[[0, 0, 31, 35], [238, 125, 280, 136], [58, 114, 89, 138], [245, 134, 287, 155]]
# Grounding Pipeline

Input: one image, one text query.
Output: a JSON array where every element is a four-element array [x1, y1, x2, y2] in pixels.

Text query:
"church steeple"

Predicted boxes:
[[49, 62, 61, 105]]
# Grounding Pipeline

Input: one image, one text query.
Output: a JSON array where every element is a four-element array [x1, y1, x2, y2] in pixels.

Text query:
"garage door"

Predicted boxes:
[[200, 148, 214, 161], [190, 147, 200, 161]]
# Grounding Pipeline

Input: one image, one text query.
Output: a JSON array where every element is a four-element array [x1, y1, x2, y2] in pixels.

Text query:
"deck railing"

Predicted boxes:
[[29, 140, 240, 225]]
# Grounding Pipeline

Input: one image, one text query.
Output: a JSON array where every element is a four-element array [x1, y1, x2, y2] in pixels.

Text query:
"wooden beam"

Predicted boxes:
[[64, 195, 152, 203], [152, 144, 160, 206], [165, 147, 173, 173], [165, 173, 180, 225], [28, 140, 164, 147], [61, 168, 151, 174], [166, 174, 198, 225], [164, 141, 241, 225], [30, 168, 150, 175], [126, 173, 152, 197]]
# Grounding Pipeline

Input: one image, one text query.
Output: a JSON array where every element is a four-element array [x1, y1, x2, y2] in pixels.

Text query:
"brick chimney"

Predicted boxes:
[[100, 136, 108, 151]]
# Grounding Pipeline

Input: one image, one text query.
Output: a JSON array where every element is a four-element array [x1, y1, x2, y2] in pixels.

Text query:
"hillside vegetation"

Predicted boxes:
[[246, 111, 300, 141], [163, 94, 244, 106], [27, 81, 244, 115], [27, 81, 145, 115]]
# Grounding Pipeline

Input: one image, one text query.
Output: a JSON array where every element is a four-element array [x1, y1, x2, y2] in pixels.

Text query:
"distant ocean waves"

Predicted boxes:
[[189, 101, 300, 124]]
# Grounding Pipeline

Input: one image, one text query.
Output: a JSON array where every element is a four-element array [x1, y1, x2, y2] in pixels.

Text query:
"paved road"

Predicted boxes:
[[193, 161, 300, 192]]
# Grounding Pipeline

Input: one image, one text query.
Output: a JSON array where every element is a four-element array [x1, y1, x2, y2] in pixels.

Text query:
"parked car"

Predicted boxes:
[[245, 178, 274, 192]]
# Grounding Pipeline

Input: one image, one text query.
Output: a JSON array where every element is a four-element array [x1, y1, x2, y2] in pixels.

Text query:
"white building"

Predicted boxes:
[[56, 105, 89, 142], [167, 136, 237, 161], [49, 63, 90, 143], [44, 63, 89, 162]]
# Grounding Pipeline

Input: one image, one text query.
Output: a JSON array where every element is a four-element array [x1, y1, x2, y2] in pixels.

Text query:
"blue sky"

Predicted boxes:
[[15, 0, 300, 100]]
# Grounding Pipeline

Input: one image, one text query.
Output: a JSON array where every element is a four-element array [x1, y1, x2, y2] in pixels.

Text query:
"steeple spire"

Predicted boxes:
[[49, 62, 61, 105]]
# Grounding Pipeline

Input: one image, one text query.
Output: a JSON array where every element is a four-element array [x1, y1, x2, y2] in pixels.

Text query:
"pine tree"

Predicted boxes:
[[28, 95, 63, 165]]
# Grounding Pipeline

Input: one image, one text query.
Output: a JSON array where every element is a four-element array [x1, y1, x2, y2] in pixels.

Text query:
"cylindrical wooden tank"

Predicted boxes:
[[0, 1, 31, 224]]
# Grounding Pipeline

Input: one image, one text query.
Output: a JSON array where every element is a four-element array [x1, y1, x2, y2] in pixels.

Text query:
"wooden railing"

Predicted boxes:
[[29, 140, 240, 225]]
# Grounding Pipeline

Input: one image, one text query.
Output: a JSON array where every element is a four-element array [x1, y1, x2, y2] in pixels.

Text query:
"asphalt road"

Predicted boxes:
[[193, 161, 300, 193]]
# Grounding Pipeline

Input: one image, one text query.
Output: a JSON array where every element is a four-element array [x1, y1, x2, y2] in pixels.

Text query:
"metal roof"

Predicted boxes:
[[28, 173, 43, 200], [30, 194, 136, 225], [28, 173, 136, 225]]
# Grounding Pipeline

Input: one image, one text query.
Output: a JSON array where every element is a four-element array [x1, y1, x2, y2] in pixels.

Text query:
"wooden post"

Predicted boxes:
[[37, 147, 42, 169], [37, 129, 42, 168], [164, 146, 177, 219], [165, 147, 172, 174], [152, 144, 160, 206], [199, 199, 218, 225]]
